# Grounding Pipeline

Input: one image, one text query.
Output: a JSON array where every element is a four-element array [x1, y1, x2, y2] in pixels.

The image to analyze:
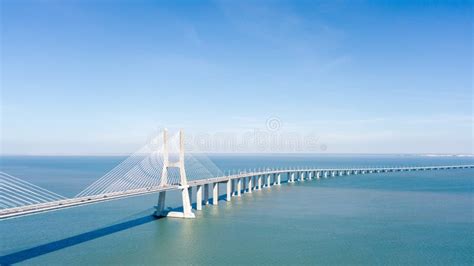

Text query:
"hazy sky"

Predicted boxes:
[[1, 0, 472, 154]]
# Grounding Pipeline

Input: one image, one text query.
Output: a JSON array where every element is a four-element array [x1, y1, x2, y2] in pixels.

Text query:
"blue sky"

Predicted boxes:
[[1, 0, 472, 154]]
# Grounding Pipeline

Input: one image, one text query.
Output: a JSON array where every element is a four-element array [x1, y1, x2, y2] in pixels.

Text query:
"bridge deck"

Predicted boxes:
[[1, 165, 473, 220]]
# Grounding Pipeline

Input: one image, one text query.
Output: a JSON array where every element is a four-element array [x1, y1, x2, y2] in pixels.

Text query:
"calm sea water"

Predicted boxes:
[[1, 154, 473, 265]]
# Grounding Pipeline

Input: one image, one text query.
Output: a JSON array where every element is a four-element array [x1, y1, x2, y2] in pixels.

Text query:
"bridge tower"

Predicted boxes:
[[154, 129, 195, 219]]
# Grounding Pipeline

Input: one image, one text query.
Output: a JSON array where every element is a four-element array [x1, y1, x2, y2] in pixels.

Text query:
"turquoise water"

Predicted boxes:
[[1, 155, 473, 265]]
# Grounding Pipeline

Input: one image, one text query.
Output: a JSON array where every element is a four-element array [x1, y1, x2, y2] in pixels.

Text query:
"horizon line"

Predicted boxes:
[[0, 152, 473, 157]]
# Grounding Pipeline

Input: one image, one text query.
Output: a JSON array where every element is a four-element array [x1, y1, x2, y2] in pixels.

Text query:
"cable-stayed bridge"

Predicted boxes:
[[1, 130, 473, 220]]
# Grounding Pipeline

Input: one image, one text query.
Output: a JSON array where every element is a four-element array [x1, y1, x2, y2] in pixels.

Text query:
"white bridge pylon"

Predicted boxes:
[[155, 129, 195, 219]]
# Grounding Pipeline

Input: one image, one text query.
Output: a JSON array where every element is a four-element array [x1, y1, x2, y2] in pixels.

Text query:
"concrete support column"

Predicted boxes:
[[155, 191, 166, 216], [212, 182, 219, 205], [203, 184, 209, 205], [188, 187, 193, 207], [234, 179, 239, 195], [231, 179, 235, 196], [237, 178, 242, 197], [324, 172, 328, 178], [316, 172, 320, 179], [266, 174, 271, 188], [247, 176, 253, 193], [331, 171, 336, 177], [196, 185, 203, 211], [308, 172, 313, 180], [291, 172, 296, 182], [277, 173, 281, 185], [258, 175, 262, 190], [226, 180, 232, 201], [234, 179, 238, 196]]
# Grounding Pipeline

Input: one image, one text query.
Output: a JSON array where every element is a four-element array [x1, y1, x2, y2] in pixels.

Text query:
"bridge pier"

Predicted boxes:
[[247, 177, 253, 193], [203, 184, 209, 205], [300, 172, 305, 182], [277, 173, 281, 185], [188, 187, 193, 205], [234, 179, 239, 195], [290, 172, 296, 183], [212, 182, 219, 205], [154, 191, 167, 216], [308, 171, 313, 180], [266, 174, 272, 188], [231, 179, 235, 196], [258, 175, 263, 190], [237, 178, 242, 196], [196, 185, 203, 211], [226, 180, 232, 201]]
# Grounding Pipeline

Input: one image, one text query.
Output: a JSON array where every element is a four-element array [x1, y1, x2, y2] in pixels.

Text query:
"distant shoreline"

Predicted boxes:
[[0, 153, 473, 157]]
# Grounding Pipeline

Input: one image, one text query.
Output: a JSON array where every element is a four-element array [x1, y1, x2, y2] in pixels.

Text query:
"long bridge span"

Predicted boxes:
[[2, 165, 472, 220], [1, 130, 473, 220]]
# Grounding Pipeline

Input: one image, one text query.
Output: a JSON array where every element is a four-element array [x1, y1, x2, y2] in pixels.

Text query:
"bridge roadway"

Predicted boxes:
[[1, 165, 473, 220]]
